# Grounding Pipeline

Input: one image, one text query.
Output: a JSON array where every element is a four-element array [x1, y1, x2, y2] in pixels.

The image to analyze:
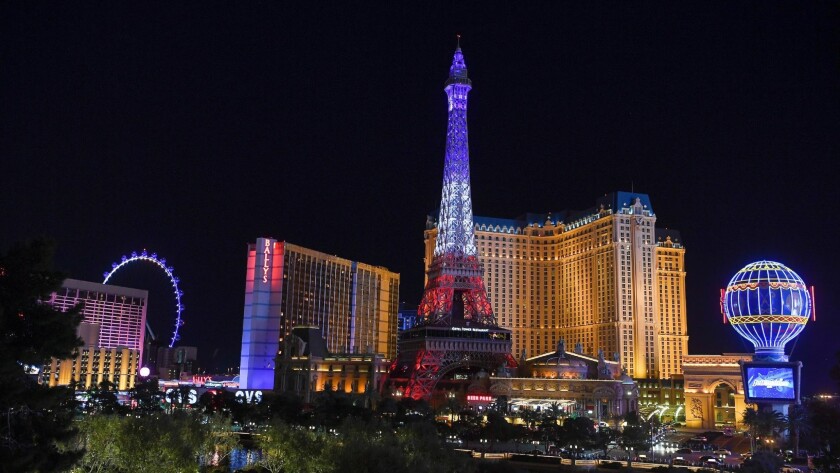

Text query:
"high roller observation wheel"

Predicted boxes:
[[102, 250, 184, 348]]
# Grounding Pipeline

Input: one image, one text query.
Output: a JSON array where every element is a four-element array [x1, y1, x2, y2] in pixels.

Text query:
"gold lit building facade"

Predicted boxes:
[[241, 238, 399, 391], [275, 327, 390, 403], [41, 346, 140, 391], [423, 192, 687, 379]]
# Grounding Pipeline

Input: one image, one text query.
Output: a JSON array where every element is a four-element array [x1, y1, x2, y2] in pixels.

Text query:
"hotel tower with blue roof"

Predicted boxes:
[[424, 192, 688, 379]]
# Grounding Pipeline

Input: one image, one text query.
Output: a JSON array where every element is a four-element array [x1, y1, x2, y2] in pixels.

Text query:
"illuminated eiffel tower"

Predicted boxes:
[[390, 41, 515, 400]]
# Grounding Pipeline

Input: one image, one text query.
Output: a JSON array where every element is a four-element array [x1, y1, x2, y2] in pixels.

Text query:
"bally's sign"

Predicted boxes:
[[262, 240, 272, 283]]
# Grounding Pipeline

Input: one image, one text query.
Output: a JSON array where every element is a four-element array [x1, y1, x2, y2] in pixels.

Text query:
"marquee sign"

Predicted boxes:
[[466, 394, 493, 403]]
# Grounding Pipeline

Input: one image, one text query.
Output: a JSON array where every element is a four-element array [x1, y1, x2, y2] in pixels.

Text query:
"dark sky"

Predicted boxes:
[[2, 3, 838, 394]]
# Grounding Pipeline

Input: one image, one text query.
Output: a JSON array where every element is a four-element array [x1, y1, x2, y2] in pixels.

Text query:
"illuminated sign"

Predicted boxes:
[[192, 375, 212, 385], [467, 394, 493, 403], [262, 240, 271, 283], [741, 361, 801, 403], [746, 367, 794, 400], [165, 388, 198, 405], [451, 327, 489, 332], [235, 390, 264, 404]]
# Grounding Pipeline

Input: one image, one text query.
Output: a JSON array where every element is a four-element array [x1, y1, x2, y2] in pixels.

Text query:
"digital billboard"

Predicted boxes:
[[741, 361, 801, 403]]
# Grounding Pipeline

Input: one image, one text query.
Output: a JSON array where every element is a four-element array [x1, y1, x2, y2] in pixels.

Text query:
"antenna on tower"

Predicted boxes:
[[456, 34, 461, 50]]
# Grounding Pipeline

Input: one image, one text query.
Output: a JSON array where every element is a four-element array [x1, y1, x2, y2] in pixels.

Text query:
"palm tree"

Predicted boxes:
[[520, 408, 540, 430], [744, 407, 786, 451], [786, 404, 811, 457], [743, 407, 758, 452], [545, 401, 564, 422]]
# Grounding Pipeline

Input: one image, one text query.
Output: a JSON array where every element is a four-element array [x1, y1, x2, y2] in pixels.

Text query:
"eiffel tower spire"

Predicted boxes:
[[389, 41, 514, 400], [417, 42, 496, 327], [436, 42, 475, 259]]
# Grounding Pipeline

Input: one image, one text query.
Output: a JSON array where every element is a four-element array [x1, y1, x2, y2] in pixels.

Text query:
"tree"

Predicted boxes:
[[396, 421, 473, 473], [71, 414, 122, 473], [0, 239, 84, 472], [269, 391, 305, 423], [519, 408, 540, 430], [128, 377, 163, 415], [594, 426, 617, 457], [618, 411, 649, 454], [743, 407, 758, 452], [329, 418, 401, 473], [744, 407, 786, 450], [562, 416, 596, 451], [254, 420, 331, 473], [786, 404, 811, 457], [544, 401, 564, 422], [492, 395, 508, 414], [73, 411, 207, 473], [485, 410, 514, 443], [805, 399, 840, 471], [199, 413, 240, 470], [84, 380, 125, 415]]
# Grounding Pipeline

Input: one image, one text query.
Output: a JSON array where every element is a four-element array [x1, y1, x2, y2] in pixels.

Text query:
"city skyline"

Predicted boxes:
[[2, 3, 837, 393]]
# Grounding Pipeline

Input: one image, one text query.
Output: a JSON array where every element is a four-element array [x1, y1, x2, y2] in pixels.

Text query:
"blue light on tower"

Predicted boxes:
[[723, 260, 812, 361]]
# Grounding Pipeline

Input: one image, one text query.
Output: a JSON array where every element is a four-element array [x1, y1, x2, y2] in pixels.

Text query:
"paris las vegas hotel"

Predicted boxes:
[[424, 191, 687, 381]]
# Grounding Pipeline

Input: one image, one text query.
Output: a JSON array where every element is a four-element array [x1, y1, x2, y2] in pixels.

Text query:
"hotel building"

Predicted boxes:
[[41, 344, 140, 390], [47, 279, 148, 356], [240, 238, 399, 390], [423, 192, 687, 379], [40, 279, 147, 389], [275, 327, 390, 402], [47, 279, 147, 357]]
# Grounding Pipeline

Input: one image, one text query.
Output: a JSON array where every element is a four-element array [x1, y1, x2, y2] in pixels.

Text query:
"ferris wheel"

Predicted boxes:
[[102, 250, 184, 347]]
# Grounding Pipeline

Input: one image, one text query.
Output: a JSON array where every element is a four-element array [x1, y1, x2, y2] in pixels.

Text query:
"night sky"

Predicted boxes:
[[2, 3, 838, 393]]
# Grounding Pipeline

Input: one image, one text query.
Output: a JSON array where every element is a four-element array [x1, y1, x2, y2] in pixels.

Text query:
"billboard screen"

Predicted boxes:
[[742, 362, 800, 402]]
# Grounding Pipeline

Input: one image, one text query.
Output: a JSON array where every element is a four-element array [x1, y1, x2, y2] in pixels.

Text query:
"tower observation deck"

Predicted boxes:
[[389, 42, 515, 400]]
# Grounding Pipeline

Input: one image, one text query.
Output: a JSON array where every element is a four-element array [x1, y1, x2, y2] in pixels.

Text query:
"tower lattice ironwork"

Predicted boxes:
[[418, 42, 496, 328], [390, 42, 515, 401]]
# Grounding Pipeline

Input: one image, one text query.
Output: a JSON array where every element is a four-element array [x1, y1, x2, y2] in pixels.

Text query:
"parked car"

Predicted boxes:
[[780, 466, 802, 473], [714, 449, 732, 456]]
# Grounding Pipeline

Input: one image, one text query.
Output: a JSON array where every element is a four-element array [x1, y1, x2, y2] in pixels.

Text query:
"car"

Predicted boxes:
[[714, 449, 732, 456], [673, 458, 689, 466], [691, 436, 708, 442], [675, 448, 693, 454], [780, 466, 802, 473]]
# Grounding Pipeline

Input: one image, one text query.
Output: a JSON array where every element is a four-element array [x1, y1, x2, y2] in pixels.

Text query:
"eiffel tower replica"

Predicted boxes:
[[390, 40, 515, 400]]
